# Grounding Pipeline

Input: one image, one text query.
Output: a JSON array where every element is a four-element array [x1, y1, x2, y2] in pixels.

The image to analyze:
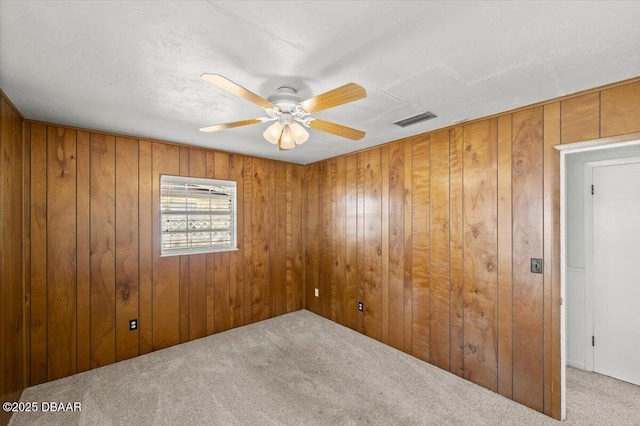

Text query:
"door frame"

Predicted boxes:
[[583, 156, 640, 373], [556, 132, 640, 421]]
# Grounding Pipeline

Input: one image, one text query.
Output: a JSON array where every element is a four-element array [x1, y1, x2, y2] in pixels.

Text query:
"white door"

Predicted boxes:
[[592, 160, 640, 385]]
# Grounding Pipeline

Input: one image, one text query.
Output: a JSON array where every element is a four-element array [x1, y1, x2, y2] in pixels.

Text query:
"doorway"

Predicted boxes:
[[586, 158, 640, 385], [559, 134, 640, 420]]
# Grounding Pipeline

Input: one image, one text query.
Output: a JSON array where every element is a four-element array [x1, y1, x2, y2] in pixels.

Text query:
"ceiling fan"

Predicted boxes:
[[199, 74, 367, 150]]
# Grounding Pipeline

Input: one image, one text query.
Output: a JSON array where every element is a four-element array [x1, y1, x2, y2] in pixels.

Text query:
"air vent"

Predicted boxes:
[[393, 111, 437, 127]]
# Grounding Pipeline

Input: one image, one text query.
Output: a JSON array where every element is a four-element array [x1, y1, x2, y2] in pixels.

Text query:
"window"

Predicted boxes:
[[160, 175, 237, 256]]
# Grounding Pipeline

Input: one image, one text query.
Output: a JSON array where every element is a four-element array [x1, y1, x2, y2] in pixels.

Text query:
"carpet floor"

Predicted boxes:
[[9, 310, 640, 425]]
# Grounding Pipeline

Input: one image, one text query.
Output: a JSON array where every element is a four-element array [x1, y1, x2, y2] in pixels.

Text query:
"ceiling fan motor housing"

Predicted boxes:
[[267, 87, 302, 112]]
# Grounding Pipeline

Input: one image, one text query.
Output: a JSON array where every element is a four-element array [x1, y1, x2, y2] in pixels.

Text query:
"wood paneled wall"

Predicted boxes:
[[24, 123, 305, 385], [1, 93, 25, 426], [304, 78, 640, 419]]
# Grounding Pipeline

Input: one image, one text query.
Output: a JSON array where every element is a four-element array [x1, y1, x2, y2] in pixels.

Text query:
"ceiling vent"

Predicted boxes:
[[393, 111, 437, 127]]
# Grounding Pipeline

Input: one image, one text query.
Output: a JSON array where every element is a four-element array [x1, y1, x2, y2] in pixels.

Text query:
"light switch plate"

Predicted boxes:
[[531, 258, 543, 274], [314, 288, 319, 297]]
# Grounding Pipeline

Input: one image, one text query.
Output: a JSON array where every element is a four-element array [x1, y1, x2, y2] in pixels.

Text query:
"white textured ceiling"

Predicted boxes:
[[1, 1, 639, 164]]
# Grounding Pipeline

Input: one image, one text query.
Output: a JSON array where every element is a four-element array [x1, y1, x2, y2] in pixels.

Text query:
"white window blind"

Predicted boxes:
[[160, 175, 237, 256]]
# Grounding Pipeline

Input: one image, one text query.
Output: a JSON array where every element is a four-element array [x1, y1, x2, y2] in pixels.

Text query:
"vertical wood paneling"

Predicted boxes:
[[138, 142, 153, 356], [214, 152, 231, 333], [305, 164, 319, 314], [449, 127, 465, 377], [13, 104, 23, 395], [138, 141, 153, 355], [543, 102, 562, 418], [251, 158, 270, 322], [179, 258, 190, 339], [429, 130, 450, 370], [274, 162, 288, 317], [22, 122, 31, 392], [291, 164, 305, 312], [403, 140, 413, 355], [388, 141, 405, 351], [363, 149, 383, 341], [189, 149, 208, 339], [381, 146, 390, 344], [344, 155, 358, 330], [152, 143, 180, 350], [334, 157, 347, 325], [190, 216, 208, 337], [0, 98, 7, 426], [320, 161, 334, 319], [20, 122, 305, 397], [317, 162, 327, 316], [560, 92, 600, 144], [462, 120, 498, 391], [497, 115, 513, 398], [412, 135, 430, 360], [115, 137, 139, 361], [89, 132, 115, 370], [229, 155, 245, 328], [269, 161, 277, 321], [356, 154, 365, 334], [29, 124, 47, 385], [76, 131, 91, 373], [512, 107, 544, 412], [178, 148, 190, 343], [600, 81, 640, 137], [47, 127, 77, 380], [243, 158, 253, 323], [285, 164, 294, 314], [329, 160, 338, 321], [206, 151, 216, 335], [328, 159, 337, 321], [0, 96, 25, 426]]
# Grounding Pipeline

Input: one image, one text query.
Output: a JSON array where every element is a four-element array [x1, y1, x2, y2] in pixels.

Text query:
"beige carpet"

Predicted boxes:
[[9, 310, 639, 425], [565, 366, 640, 425]]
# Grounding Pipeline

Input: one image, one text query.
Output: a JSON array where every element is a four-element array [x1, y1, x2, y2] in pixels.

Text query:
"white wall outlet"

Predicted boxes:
[[314, 288, 319, 297]]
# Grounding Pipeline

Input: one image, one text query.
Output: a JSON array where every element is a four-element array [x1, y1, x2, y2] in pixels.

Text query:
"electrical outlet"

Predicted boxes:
[[531, 258, 543, 274], [314, 288, 319, 297], [358, 301, 364, 312], [129, 319, 138, 331]]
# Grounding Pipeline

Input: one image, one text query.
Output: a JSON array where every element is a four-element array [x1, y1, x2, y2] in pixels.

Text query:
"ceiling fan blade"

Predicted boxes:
[[201, 74, 275, 109], [199, 119, 263, 133], [299, 83, 366, 113], [309, 119, 365, 140]]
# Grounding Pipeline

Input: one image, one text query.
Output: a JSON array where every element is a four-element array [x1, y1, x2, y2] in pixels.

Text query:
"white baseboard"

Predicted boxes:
[[567, 359, 586, 370]]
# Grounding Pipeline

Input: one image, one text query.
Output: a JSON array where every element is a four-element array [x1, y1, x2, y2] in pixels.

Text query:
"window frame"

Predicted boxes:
[[159, 174, 238, 257]]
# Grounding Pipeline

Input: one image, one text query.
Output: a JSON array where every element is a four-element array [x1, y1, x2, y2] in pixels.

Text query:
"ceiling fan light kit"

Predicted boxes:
[[263, 122, 283, 145], [199, 74, 367, 151], [278, 125, 296, 150]]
